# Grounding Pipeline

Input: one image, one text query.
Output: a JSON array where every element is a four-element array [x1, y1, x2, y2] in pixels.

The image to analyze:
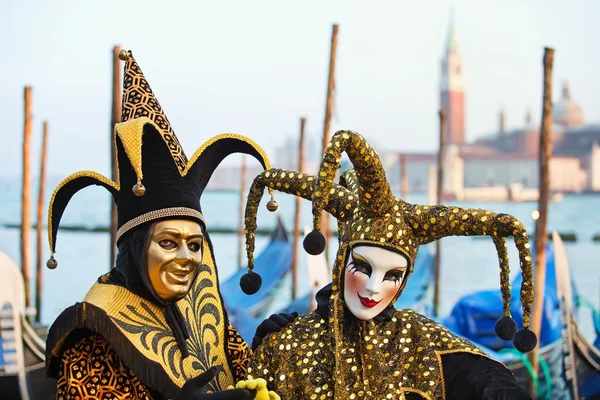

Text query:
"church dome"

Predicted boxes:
[[553, 82, 584, 127]]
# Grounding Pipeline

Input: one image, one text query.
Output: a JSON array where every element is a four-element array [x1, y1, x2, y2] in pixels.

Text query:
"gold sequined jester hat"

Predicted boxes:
[[46, 49, 276, 294], [243, 130, 537, 353]]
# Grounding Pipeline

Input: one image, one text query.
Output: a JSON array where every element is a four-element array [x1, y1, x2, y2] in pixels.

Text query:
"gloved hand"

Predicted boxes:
[[173, 366, 254, 400], [229, 378, 281, 400], [252, 312, 298, 351]]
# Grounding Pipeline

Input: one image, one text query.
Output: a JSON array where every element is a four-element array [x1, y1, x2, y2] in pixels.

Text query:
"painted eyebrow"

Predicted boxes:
[[155, 228, 203, 239], [351, 250, 370, 264], [386, 268, 406, 274], [352, 249, 407, 270]]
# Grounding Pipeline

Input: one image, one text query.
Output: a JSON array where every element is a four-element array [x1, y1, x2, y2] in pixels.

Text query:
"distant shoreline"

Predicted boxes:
[[0, 222, 333, 237], [1, 222, 594, 242]]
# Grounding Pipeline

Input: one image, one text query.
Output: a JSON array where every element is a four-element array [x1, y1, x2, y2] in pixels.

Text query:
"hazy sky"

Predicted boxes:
[[1, 0, 599, 178]]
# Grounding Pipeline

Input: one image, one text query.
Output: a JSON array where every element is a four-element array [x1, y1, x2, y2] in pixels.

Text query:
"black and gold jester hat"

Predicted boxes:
[[245, 130, 537, 353], [46, 50, 276, 293]]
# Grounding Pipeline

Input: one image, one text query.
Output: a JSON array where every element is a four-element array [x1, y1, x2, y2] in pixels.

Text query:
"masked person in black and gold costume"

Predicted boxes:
[[241, 131, 537, 399], [44, 50, 286, 400]]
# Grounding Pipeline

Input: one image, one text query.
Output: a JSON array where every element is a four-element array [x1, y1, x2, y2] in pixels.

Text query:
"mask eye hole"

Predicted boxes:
[[158, 239, 177, 250], [384, 270, 405, 286], [188, 242, 201, 253], [348, 260, 371, 276]]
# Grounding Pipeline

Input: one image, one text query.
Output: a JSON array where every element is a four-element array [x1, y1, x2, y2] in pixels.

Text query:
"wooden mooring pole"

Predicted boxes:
[[400, 155, 408, 199], [527, 47, 554, 398], [320, 23, 339, 265], [109, 45, 122, 270], [237, 156, 247, 269], [292, 117, 306, 300], [35, 121, 48, 323], [21, 86, 33, 310], [433, 109, 447, 317]]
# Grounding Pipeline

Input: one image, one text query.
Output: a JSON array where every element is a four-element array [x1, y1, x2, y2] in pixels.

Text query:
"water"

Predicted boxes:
[[1, 176, 599, 342]]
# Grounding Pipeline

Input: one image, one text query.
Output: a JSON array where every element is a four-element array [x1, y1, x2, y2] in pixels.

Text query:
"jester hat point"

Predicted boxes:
[[47, 49, 276, 294], [244, 130, 537, 353]]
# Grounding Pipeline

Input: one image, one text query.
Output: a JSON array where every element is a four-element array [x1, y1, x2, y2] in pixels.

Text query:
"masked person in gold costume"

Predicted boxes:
[[44, 50, 289, 400], [242, 131, 536, 399]]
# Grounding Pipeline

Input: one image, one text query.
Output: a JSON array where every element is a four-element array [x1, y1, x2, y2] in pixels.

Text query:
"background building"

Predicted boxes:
[[382, 17, 600, 198]]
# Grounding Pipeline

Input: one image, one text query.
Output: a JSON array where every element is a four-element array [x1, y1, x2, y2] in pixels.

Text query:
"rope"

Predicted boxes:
[[575, 294, 600, 335]]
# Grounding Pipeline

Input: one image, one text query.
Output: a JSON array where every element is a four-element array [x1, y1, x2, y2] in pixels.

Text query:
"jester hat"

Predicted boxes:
[[46, 49, 276, 293], [243, 130, 537, 353]]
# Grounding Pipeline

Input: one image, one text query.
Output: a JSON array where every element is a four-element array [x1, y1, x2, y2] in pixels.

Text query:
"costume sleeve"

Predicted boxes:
[[56, 334, 153, 400], [441, 352, 532, 400], [245, 338, 276, 389], [226, 322, 252, 381]]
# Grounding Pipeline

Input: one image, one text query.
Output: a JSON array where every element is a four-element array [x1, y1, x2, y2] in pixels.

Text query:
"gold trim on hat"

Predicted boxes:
[[48, 171, 119, 251], [183, 133, 272, 176], [183, 133, 276, 200], [116, 207, 206, 242]]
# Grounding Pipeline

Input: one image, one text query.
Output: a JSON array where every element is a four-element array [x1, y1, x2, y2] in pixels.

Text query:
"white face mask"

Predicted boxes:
[[343, 245, 409, 321]]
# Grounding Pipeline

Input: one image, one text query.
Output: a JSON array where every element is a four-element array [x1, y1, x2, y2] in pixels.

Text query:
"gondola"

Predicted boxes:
[[0, 252, 55, 400], [553, 232, 600, 399], [438, 233, 600, 399]]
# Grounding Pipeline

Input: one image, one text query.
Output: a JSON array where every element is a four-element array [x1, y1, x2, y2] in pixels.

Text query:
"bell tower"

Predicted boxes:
[[440, 11, 466, 145]]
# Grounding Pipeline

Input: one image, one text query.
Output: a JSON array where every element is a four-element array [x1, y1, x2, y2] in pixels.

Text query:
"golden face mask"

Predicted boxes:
[[146, 219, 204, 301]]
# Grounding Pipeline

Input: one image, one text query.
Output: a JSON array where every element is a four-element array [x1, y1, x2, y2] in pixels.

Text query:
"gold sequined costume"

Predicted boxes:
[[242, 131, 536, 399], [45, 50, 272, 399]]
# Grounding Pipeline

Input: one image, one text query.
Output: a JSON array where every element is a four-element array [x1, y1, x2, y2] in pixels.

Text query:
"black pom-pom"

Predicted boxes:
[[494, 316, 517, 340], [303, 230, 326, 255], [240, 271, 262, 295], [513, 328, 537, 353]]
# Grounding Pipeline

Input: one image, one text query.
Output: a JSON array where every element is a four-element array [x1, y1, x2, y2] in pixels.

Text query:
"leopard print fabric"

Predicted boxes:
[[57, 334, 152, 399], [226, 322, 251, 381]]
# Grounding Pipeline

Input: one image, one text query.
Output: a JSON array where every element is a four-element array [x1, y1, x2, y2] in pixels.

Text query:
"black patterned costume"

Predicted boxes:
[[45, 50, 274, 399], [241, 131, 536, 399]]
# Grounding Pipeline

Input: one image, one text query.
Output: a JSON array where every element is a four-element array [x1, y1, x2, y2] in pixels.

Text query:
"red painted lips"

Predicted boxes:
[[358, 293, 381, 308]]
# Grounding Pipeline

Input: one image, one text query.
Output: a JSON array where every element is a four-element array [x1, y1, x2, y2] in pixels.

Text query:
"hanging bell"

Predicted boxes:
[[132, 180, 146, 196], [46, 254, 58, 269], [266, 194, 278, 212]]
